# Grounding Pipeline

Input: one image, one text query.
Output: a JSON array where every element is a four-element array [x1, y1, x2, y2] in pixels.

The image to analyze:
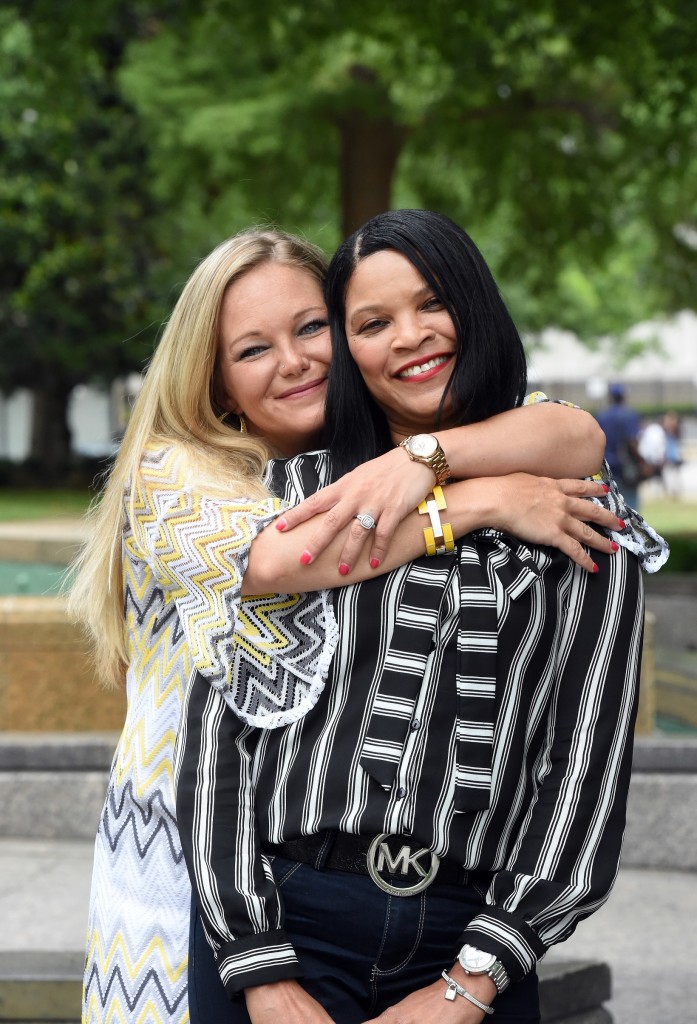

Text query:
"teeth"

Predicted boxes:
[[398, 356, 449, 379]]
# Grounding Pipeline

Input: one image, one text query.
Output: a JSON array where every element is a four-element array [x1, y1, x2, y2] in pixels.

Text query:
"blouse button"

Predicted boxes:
[[396, 787, 407, 799], [410, 718, 421, 731]]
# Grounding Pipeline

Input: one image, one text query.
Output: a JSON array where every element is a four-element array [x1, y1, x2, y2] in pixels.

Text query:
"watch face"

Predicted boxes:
[[409, 433, 438, 457], [461, 946, 496, 972]]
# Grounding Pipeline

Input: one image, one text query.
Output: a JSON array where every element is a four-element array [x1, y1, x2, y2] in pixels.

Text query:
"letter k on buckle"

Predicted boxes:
[[366, 833, 440, 896]]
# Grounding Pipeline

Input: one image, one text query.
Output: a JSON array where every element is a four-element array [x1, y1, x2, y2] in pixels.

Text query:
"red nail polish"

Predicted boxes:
[[275, 518, 287, 531], [618, 519, 625, 530], [370, 558, 380, 569], [610, 541, 619, 551], [592, 563, 599, 573], [602, 484, 609, 493], [339, 563, 350, 576], [300, 551, 312, 565]]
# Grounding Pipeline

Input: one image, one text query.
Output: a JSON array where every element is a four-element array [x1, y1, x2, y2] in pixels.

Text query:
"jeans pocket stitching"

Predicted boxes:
[[273, 858, 305, 888]]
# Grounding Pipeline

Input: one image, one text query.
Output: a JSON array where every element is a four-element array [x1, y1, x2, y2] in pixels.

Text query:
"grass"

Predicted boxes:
[[641, 497, 697, 536], [0, 488, 694, 538], [0, 489, 92, 522]]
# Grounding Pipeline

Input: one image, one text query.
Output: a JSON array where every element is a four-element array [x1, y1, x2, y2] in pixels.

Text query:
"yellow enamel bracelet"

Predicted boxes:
[[417, 486, 455, 556]]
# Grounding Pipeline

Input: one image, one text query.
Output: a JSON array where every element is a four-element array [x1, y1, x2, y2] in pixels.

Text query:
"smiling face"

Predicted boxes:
[[216, 262, 331, 456], [344, 249, 458, 440]]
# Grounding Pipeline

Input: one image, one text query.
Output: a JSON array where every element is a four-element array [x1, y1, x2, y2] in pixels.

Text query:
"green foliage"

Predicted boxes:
[[0, 7, 164, 399], [115, 0, 697, 337], [660, 535, 697, 573], [0, 485, 92, 519], [2, 0, 697, 481]]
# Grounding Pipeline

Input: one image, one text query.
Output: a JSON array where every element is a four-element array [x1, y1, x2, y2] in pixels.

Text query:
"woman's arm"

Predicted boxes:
[[459, 545, 643, 984], [361, 546, 644, 1024], [243, 474, 622, 594], [437, 401, 605, 480], [176, 675, 313, 998], [176, 673, 342, 1023], [130, 443, 338, 727], [275, 401, 604, 565]]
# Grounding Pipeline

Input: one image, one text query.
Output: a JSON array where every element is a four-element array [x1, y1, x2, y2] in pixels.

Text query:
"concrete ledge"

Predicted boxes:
[[1, 735, 697, 861], [0, 951, 82, 1022], [623, 772, 697, 870], [632, 735, 697, 772], [539, 958, 611, 1023], [0, 772, 108, 841], [0, 951, 610, 1023], [0, 597, 126, 732], [0, 521, 85, 568], [0, 734, 117, 772]]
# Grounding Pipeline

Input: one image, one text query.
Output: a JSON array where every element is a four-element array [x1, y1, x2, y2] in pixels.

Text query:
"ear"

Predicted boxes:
[[212, 367, 243, 415]]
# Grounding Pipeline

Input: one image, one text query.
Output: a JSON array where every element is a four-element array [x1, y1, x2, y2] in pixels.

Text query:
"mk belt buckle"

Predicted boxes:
[[366, 833, 440, 896]]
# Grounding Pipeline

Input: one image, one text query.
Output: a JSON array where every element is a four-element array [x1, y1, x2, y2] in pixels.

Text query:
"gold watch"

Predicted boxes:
[[399, 434, 450, 486]]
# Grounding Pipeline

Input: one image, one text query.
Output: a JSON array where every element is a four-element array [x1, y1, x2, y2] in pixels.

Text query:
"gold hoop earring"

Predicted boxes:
[[239, 415, 248, 434]]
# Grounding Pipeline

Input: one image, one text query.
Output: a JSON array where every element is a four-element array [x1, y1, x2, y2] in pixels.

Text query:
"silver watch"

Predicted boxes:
[[458, 943, 510, 994]]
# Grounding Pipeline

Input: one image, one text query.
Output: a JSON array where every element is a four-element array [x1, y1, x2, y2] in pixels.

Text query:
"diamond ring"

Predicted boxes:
[[355, 512, 377, 530]]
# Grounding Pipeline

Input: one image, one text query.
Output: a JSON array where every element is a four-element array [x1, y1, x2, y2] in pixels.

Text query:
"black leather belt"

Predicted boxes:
[[266, 831, 486, 895]]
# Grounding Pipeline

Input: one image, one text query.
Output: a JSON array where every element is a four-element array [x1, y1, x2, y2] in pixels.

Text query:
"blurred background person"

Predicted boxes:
[[596, 383, 645, 510], [662, 411, 684, 499], [637, 415, 667, 499]]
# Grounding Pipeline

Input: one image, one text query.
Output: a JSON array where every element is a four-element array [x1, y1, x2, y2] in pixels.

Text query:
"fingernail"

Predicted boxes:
[[275, 518, 287, 531], [610, 541, 619, 551], [592, 563, 599, 573], [602, 484, 609, 493], [300, 550, 312, 565], [339, 563, 350, 576], [370, 558, 380, 569], [617, 519, 625, 530]]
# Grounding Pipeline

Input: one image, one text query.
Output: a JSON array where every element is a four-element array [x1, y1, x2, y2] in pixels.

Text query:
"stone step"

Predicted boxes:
[[0, 951, 610, 1023], [0, 735, 116, 842], [2, 736, 697, 870], [0, 952, 83, 1023]]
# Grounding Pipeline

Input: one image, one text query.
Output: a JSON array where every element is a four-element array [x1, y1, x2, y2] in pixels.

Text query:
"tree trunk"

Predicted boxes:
[[338, 110, 406, 237], [30, 380, 73, 484]]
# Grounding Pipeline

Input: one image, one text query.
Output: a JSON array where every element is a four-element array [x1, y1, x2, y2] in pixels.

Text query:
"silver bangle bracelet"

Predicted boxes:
[[441, 970, 495, 1015]]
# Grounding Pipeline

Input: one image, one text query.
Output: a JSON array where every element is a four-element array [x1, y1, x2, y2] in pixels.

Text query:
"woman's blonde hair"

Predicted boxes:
[[69, 227, 328, 688]]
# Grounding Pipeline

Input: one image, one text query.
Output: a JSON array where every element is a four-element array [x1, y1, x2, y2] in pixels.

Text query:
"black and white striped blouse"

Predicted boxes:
[[176, 451, 647, 997]]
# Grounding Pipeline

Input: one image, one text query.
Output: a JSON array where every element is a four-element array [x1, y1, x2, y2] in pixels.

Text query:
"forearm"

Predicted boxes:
[[244, 477, 490, 593], [435, 403, 605, 480], [176, 673, 301, 994], [462, 548, 643, 982], [243, 473, 617, 594]]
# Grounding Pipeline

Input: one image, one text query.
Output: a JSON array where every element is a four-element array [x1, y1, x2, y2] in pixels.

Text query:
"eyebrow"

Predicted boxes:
[[348, 284, 433, 325]]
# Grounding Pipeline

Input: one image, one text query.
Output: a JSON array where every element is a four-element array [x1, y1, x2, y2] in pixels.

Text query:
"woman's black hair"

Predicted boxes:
[[324, 209, 527, 476]]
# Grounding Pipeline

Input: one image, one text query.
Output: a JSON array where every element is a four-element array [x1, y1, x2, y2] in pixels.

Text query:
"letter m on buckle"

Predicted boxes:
[[367, 833, 440, 897], [376, 843, 430, 878]]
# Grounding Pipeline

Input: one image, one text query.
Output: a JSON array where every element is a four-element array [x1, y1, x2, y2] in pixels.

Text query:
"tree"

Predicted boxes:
[[117, 0, 697, 338], [3, 1, 696, 483], [0, 8, 164, 480]]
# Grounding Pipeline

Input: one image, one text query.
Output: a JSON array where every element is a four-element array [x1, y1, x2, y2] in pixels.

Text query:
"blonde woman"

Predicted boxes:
[[71, 227, 624, 1024]]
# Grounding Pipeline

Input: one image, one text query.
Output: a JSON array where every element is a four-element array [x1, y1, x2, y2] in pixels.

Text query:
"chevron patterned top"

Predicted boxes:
[[82, 442, 337, 1023]]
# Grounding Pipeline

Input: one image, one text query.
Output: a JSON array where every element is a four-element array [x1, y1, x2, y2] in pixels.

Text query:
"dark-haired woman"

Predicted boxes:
[[178, 211, 667, 1024]]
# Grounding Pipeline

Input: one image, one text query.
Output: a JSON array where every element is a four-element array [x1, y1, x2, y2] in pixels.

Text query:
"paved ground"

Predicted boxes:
[[0, 837, 695, 1023]]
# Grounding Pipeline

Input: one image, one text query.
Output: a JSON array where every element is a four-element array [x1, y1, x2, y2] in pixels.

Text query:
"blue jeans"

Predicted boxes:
[[188, 856, 540, 1024]]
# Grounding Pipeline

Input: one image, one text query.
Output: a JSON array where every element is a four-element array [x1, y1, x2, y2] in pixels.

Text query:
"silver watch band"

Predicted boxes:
[[457, 947, 510, 994]]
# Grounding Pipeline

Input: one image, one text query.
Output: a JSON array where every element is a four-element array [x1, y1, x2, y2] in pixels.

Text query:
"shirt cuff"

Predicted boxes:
[[217, 929, 303, 996], [459, 907, 547, 984]]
